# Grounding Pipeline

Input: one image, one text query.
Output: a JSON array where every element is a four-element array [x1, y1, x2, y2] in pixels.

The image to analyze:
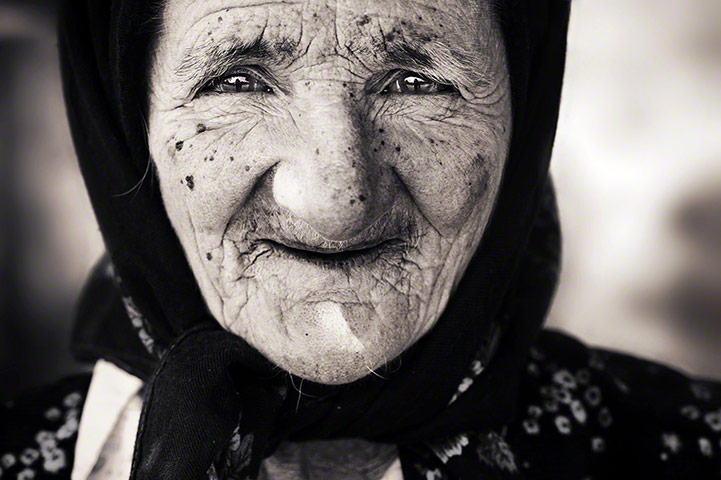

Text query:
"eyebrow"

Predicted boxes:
[[379, 39, 484, 90], [174, 34, 298, 88], [385, 42, 434, 70]]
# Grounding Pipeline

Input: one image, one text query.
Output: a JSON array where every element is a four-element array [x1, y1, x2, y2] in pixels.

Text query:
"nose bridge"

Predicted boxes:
[[272, 89, 394, 241], [302, 87, 361, 160]]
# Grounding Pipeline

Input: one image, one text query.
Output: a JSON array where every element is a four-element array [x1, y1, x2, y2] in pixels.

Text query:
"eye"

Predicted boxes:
[[202, 69, 273, 94], [381, 72, 455, 95]]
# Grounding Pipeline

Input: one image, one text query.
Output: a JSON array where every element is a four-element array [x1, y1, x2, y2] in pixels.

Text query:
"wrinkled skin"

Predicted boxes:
[[148, 0, 511, 384]]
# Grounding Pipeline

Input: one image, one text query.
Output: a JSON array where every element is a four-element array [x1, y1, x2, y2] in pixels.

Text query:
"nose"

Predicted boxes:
[[271, 95, 395, 241]]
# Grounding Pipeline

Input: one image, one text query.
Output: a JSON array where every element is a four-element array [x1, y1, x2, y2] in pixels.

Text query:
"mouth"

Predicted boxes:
[[260, 238, 406, 267]]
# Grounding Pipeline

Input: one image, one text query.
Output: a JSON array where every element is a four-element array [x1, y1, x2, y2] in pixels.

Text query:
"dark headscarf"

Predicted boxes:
[[59, 1, 570, 478]]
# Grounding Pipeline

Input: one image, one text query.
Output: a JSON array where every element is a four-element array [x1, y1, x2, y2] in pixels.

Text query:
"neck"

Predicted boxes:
[[259, 438, 398, 480]]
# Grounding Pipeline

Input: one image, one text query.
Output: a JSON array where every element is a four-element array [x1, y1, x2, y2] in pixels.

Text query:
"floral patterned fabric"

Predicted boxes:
[[0, 375, 90, 479], [3, 330, 720, 479]]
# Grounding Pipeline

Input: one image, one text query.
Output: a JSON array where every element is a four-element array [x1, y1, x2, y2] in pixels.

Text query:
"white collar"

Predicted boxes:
[[72, 360, 142, 480]]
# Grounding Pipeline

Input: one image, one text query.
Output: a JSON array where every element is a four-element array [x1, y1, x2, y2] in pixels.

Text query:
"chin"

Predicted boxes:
[[273, 349, 389, 385], [229, 298, 418, 385]]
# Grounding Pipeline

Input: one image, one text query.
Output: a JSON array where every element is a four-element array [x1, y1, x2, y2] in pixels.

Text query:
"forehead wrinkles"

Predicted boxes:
[[332, 0, 498, 86], [155, 0, 501, 92], [160, 0, 303, 38]]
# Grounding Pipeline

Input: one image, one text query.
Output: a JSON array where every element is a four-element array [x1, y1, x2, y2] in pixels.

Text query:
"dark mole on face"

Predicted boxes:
[[245, 165, 250, 171], [206, 252, 213, 260], [175, 140, 184, 151], [230, 156, 234, 161], [196, 124, 207, 133], [185, 175, 195, 190]]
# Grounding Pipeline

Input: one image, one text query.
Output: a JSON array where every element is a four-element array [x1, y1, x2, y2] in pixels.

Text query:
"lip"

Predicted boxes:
[[260, 238, 407, 267]]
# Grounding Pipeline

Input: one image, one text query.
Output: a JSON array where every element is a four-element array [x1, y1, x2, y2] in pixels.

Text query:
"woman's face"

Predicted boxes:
[[148, 0, 511, 384]]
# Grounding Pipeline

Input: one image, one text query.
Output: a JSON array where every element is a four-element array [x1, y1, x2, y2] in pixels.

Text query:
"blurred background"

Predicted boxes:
[[1, 0, 720, 400]]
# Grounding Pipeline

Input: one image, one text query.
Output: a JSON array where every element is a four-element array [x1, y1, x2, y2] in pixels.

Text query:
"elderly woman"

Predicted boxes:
[[1, 0, 720, 478]]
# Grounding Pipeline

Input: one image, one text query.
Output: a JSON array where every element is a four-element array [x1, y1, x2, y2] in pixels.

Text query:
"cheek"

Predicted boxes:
[[381, 111, 508, 236], [150, 109, 281, 234]]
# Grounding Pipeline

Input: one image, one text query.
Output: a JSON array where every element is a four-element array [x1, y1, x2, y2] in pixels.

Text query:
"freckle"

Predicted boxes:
[[175, 140, 184, 151], [209, 156, 214, 161], [429, 138, 435, 144], [418, 16, 423, 20], [349, 92, 354, 98], [206, 252, 213, 260], [218, 16, 223, 22], [185, 175, 194, 190], [378, 128, 384, 133], [343, 82, 347, 87], [315, 148, 320, 155], [350, 199, 356, 205], [395, 146, 401, 152], [196, 124, 206, 133], [229, 156, 234, 161], [359, 194, 366, 202], [373, 148, 378, 152], [380, 140, 385, 146], [245, 165, 250, 171]]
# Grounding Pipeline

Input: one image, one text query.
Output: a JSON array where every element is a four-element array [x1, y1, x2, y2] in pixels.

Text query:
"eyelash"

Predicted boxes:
[[200, 67, 274, 95], [197, 69, 456, 97], [380, 71, 457, 95]]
